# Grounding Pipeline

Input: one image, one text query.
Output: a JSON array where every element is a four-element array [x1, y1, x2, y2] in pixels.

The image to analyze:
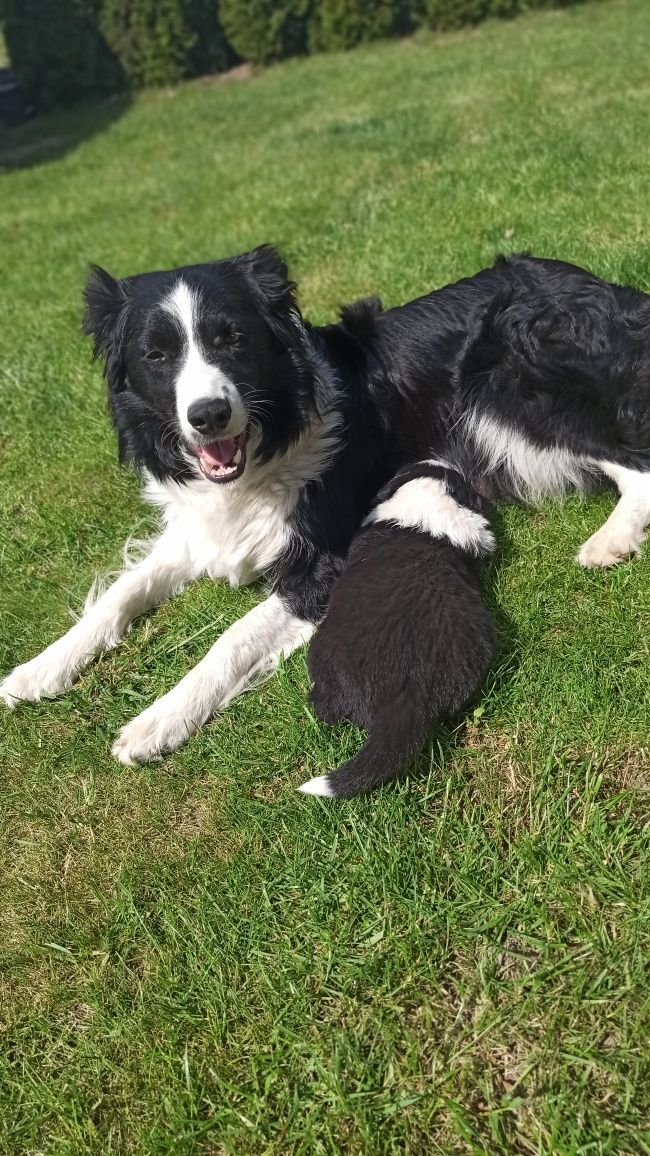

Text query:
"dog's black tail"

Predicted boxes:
[[298, 680, 430, 799]]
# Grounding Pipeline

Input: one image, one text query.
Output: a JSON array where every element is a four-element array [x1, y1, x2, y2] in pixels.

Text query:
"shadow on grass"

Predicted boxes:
[[0, 93, 131, 171]]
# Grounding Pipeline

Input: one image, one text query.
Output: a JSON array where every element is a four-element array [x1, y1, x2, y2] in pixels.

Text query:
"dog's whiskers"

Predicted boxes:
[[158, 419, 182, 457]]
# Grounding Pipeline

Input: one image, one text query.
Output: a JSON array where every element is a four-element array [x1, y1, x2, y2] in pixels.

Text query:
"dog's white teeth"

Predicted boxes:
[[233, 448, 242, 465]]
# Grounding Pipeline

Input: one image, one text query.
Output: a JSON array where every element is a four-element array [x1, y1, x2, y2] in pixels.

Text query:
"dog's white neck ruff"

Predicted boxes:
[[143, 403, 342, 588]]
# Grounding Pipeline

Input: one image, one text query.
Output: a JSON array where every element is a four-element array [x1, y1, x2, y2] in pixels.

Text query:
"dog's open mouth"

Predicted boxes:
[[194, 430, 248, 483]]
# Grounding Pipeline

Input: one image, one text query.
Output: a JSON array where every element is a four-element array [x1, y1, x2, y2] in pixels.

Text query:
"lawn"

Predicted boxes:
[[1, 0, 649, 1151]]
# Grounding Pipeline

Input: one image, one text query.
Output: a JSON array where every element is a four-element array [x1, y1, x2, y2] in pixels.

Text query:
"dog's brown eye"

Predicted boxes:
[[213, 330, 240, 349], [146, 349, 165, 362]]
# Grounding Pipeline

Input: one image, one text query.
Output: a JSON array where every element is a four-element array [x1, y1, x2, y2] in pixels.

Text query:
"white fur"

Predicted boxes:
[[0, 405, 341, 758], [425, 457, 454, 471], [577, 463, 650, 568], [112, 593, 314, 764], [462, 411, 595, 503], [463, 414, 650, 568], [297, 775, 334, 798], [367, 476, 495, 556], [145, 405, 343, 587], [0, 530, 194, 707], [164, 281, 248, 442]]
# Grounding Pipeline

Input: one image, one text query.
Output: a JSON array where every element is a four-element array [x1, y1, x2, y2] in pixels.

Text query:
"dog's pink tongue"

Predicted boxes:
[[198, 439, 237, 467]]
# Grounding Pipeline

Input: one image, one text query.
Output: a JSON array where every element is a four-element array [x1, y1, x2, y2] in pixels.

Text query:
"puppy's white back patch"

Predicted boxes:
[[367, 476, 495, 555]]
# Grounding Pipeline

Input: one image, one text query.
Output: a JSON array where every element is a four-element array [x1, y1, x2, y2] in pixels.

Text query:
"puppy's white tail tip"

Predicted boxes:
[[297, 775, 334, 798]]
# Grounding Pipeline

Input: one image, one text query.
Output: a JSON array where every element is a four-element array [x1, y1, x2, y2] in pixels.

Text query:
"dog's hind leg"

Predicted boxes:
[[0, 529, 197, 706], [577, 464, 650, 568]]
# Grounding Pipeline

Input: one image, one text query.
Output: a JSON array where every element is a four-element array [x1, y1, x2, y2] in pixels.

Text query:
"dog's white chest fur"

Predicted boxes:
[[144, 410, 342, 587], [144, 472, 294, 586]]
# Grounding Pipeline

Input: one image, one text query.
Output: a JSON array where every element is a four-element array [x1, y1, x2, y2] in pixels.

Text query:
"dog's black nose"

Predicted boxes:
[[187, 397, 232, 434]]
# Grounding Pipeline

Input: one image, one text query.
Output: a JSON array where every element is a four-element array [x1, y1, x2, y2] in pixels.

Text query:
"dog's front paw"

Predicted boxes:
[[577, 525, 645, 569], [111, 698, 200, 765], [0, 653, 74, 708]]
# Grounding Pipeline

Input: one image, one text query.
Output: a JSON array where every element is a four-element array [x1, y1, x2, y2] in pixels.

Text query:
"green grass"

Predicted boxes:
[[1, 1, 650, 1151]]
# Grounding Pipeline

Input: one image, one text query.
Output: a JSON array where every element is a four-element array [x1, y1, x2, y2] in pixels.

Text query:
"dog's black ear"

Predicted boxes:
[[452, 289, 515, 401], [234, 244, 302, 349], [82, 265, 130, 393]]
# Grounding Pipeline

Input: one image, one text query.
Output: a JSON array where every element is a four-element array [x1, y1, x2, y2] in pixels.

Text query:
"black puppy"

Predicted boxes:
[[301, 462, 497, 798]]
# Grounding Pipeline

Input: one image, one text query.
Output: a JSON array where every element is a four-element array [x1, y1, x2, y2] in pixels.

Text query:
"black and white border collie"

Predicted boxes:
[[304, 461, 496, 798], [3, 245, 650, 775]]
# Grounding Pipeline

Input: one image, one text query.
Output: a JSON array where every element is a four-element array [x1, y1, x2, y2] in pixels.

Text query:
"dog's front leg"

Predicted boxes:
[[577, 464, 650, 567], [111, 593, 315, 764], [0, 530, 196, 707]]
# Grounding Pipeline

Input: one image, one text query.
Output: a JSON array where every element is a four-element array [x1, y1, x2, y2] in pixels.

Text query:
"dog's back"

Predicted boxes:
[[302, 463, 497, 798]]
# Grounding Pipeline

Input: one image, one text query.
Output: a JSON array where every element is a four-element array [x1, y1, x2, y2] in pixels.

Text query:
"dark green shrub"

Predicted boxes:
[[422, 0, 585, 29], [219, 0, 311, 65], [3, 0, 122, 107], [2, 0, 591, 108], [100, 0, 196, 88], [100, 0, 234, 90], [308, 0, 403, 52], [520, 0, 587, 7], [423, 0, 488, 31], [483, 0, 522, 15]]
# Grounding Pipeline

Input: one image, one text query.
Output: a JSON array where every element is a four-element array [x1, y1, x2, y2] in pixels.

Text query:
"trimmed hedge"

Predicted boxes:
[[423, 0, 584, 27], [422, 0, 556, 29], [100, 0, 233, 89], [308, 0, 403, 53], [3, 0, 588, 108], [423, 0, 488, 29], [99, 0, 194, 88], [219, 0, 311, 66]]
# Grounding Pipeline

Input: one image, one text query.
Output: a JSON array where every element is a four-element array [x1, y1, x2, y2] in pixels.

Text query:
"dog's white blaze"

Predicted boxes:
[[367, 477, 495, 556], [463, 411, 594, 503], [163, 280, 248, 442], [297, 775, 334, 797], [577, 462, 650, 568], [111, 594, 314, 764]]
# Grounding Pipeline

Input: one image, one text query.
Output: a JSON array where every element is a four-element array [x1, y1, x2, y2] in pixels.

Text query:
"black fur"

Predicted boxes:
[[81, 246, 650, 790], [83, 245, 314, 480], [451, 257, 650, 471], [307, 464, 496, 797], [84, 247, 650, 589]]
